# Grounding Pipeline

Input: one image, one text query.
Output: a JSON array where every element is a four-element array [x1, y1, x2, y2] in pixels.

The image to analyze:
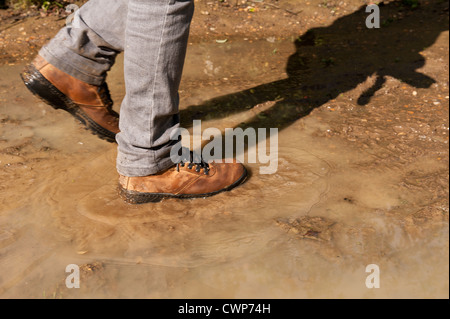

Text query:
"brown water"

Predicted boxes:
[[0, 38, 448, 299]]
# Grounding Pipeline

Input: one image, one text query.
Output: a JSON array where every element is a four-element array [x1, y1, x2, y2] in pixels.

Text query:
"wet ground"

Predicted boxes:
[[0, 0, 449, 298]]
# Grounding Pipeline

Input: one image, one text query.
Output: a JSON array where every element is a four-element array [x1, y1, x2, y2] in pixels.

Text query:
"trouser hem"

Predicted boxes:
[[116, 156, 175, 177], [39, 47, 106, 86]]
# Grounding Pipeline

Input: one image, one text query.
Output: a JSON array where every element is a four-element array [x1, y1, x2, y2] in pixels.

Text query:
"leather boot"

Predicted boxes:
[[21, 55, 119, 143], [119, 157, 248, 204]]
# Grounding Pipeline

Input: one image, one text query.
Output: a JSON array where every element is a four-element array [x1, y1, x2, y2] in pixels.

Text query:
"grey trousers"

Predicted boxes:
[[39, 0, 194, 176]]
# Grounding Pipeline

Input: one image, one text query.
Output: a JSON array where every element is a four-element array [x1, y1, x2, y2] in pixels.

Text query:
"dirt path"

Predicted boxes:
[[0, 0, 448, 298], [0, 0, 393, 65]]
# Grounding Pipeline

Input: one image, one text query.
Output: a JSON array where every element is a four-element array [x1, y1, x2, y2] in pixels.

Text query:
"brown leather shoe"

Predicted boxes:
[[119, 157, 248, 204], [20, 55, 119, 143]]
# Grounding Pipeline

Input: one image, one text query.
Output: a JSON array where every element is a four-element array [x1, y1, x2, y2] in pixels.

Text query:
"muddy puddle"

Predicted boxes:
[[0, 35, 449, 299]]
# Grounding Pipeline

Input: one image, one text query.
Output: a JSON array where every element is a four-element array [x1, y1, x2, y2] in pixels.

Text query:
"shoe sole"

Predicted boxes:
[[20, 64, 117, 143], [119, 167, 249, 204]]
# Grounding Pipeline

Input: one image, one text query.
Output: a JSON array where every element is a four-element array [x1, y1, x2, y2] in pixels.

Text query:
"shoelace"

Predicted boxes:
[[176, 151, 210, 175]]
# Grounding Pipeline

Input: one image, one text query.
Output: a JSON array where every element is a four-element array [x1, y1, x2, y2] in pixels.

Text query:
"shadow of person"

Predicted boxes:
[[180, 0, 448, 138]]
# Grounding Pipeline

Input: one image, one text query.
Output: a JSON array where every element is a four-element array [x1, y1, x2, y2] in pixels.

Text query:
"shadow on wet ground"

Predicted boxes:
[[181, 1, 448, 132]]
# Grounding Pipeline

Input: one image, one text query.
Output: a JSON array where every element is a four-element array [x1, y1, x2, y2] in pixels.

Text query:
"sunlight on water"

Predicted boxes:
[[0, 36, 448, 298]]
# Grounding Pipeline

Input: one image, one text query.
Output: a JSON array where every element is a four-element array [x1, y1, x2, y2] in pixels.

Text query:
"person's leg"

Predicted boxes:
[[39, 0, 127, 85], [21, 0, 126, 142], [116, 0, 194, 176], [21, 0, 248, 203], [117, 0, 247, 204]]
